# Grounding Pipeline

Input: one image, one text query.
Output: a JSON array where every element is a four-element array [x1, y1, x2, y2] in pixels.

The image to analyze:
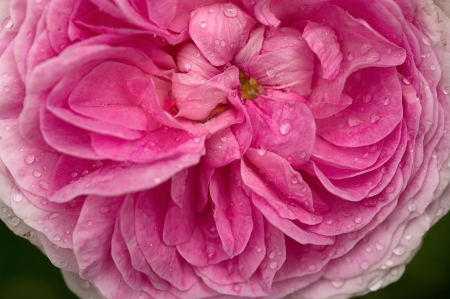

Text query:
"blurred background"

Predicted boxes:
[[0, 212, 449, 299]]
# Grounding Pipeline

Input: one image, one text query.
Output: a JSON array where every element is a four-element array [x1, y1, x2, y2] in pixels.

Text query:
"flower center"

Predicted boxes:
[[239, 72, 262, 99]]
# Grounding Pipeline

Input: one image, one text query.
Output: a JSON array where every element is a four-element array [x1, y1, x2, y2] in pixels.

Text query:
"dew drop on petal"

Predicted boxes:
[[12, 194, 23, 202], [393, 246, 406, 256], [331, 279, 345, 289], [7, 216, 20, 227], [224, 4, 238, 17], [375, 242, 384, 251], [269, 261, 278, 269], [360, 261, 369, 269], [200, 22, 207, 28], [443, 86, 450, 95], [279, 120, 292, 135], [2, 17, 14, 29], [25, 154, 35, 164]]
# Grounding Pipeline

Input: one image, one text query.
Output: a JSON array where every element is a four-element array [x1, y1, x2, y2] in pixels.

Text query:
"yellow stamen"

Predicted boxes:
[[239, 72, 262, 100]]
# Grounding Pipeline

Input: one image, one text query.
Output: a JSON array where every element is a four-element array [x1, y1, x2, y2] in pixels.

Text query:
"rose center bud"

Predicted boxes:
[[239, 72, 263, 99]]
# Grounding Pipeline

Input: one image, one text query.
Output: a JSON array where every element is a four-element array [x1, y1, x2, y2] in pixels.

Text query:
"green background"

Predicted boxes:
[[1, 213, 449, 299]]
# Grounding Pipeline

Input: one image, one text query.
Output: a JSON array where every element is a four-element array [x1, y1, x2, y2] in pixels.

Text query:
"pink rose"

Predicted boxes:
[[1, 0, 450, 298]]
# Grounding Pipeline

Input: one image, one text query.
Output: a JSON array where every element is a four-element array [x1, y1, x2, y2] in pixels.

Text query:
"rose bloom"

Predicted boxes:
[[1, 0, 450, 298]]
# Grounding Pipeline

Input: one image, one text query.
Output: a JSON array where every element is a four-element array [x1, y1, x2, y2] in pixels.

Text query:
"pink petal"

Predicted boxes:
[[246, 96, 315, 168], [48, 153, 203, 203], [176, 43, 221, 79], [189, 3, 256, 66], [302, 22, 343, 81], [245, 27, 314, 97], [163, 166, 199, 245], [315, 67, 403, 147], [233, 25, 265, 64], [176, 66, 240, 121], [210, 162, 253, 257], [134, 185, 200, 290]]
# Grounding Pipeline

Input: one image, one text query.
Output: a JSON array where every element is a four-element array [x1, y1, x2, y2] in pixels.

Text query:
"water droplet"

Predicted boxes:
[[393, 246, 406, 256], [25, 154, 35, 164], [184, 63, 191, 70], [266, 69, 275, 78], [269, 250, 275, 259], [300, 151, 307, 159], [405, 234, 412, 241], [279, 120, 292, 135], [220, 40, 227, 47], [430, 64, 437, 71], [363, 94, 372, 103], [39, 181, 49, 190], [257, 148, 267, 156], [331, 279, 345, 288], [308, 265, 317, 272], [354, 217, 362, 224], [443, 86, 450, 95], [224, 4, 238, 17], [2, 17, 14, 29], [346, 52, 354, 60], [7, 216, 20, 227], [12, 194, 23, 202], [209, 8, 215, 13], [383, 97, 390, 106], [422, 36, 431, 45], [348, 116, 363, 127], [269, 261, 278, 269], [367, 51, 381, 63], [370, 114, 381, 123], [33, 171, 42, 178], [326, 219, 333, 225], [291, 176, 298, 184], [402, 77, 411, 85], [53, 234, 61, 241], [256, 246, 263, 253], [360, 43, 374, 54], [360, 261, 369, 269], [368, 278, 384, 291], [200, 22, 207, 28], [385, 185, 395, 193], [365, 246, 373, 252], [233, 284, 241, 293], [375, 242, 384, 251], [48, 213, 60, 220]]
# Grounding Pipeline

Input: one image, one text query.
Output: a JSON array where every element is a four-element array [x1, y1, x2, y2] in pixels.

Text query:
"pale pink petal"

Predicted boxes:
[[245, 27, 314, 97], [302, 22, 343, 81], [176, 66, 240, 121], [189, 3, 257, 66], [246, 96, 315, 168], [233, 25, 265, 64]]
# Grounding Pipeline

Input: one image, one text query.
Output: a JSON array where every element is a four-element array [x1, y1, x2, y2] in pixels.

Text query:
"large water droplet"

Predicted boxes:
[[375, 242, 384, 251], [279, 120, 292, 135], [2, 17, 14, 29], [443, 86, 450, 95], [393, 246, 406, 256], [368, 278, 384, 291], [7, 216, 20, 227], [331, 279, 345, 288], [360, 261, 369, 269], [224, 4, 238, 17], [348, 116, 363, 127], [12, 194, 23, 202], [25, 154, 35, 164], [360, 43, 374, 54]]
